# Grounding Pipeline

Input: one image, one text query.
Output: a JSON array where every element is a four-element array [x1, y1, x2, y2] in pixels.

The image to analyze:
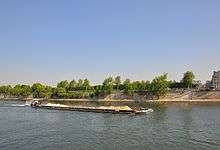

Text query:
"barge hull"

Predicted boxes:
[[36, 106, 135, 114]]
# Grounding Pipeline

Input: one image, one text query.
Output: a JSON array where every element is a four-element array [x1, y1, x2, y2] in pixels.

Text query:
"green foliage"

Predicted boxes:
[[123, 79, 133, 95], [114, 76, 121, 90], [169, 80, 184, 89], [11, 85, 32, 98], [83, 79, 90, 91], [52, 78, 93, 99], [44, 86, 53, 99], [0, 85, 12, 98], [102, 77, 114, 95], [0, 72, 196, 100], [67, 79, 91, 91], [32, 83, 52, 98], [56, 87, 67, 98], [76, 79, 84, 90], [132, 80, 149, 92], [57, 80, 69, 89], [94, 85, 103, 97], [149, 74, 170, 99], [67, 80, 77, 91], [182, 71, 195, 88]]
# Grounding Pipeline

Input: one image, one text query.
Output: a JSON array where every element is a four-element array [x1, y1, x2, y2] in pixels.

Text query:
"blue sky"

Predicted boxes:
[[0, 0, 220, 85]]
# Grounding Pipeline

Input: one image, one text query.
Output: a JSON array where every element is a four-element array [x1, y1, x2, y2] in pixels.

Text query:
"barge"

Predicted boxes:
[[30, 100, 153, 114]]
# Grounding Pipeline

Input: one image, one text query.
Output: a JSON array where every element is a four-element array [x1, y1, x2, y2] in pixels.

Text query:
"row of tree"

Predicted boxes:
[[0, 71, 196, 99], [169, 71, 196, 89]]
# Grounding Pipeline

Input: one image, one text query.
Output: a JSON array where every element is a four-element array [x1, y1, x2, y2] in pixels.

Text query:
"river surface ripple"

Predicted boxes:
[[0, 101, 219, 150]]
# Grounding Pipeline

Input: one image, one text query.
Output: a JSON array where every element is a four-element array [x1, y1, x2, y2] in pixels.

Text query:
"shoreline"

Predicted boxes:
[[1, 98, 220, 102]]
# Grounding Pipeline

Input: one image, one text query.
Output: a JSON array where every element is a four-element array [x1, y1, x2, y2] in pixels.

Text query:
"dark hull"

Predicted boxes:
[[34, 105, 136, 114]]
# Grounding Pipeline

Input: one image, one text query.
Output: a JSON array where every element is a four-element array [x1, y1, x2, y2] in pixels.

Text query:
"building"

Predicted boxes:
[[205, 80, 212, 89], [211, 71, 220, 89]]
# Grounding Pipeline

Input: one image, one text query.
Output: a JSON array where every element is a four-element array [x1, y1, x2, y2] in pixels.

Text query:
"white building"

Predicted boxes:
[[211, 71, 220, 89]]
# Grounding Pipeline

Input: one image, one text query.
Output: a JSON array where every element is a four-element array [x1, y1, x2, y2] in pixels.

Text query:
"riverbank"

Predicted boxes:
[[1, 97, 220, 103], [1, 90, 220, 102]]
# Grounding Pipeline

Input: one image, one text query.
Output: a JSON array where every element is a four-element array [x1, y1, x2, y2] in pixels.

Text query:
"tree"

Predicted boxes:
[[169, 80, 184, 89], [11, 85, 20, 96], [140, 80, 150, 92], [131, 80, 148, 92], [149, 74, 170, 99], [76, 79, 84, 90], [131, 81, 140, 91], [94, 85, 103, 97], [20, 85, 32, 98], [182, 71, 195, 88], [44, 86, 53, 99], [56, 87, 67, 98], [10, 85, 32, 98], [57, 80, 69, 89], [0, 85, 12, 98], [68, 79, 77, 91], [32, 83, 46, 98], [83, 79, 90, 91], [123, 79, 133, 95], [102, 77, 114, 95], [114, 76, 121, 90]]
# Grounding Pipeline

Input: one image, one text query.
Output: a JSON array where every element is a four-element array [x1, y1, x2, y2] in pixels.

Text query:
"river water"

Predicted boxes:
[[0, 101, 219, 150]]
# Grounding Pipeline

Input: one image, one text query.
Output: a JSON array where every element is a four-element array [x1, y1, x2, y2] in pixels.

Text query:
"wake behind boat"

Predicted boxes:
[[135, 108, 154, 114]]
